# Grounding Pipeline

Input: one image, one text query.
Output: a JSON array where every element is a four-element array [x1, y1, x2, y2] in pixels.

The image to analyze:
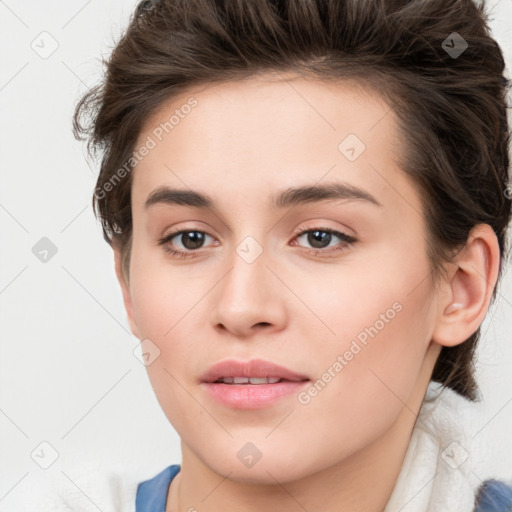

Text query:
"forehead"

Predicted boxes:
[[137, 73, 395, 147], [131, 73, 419, 218]]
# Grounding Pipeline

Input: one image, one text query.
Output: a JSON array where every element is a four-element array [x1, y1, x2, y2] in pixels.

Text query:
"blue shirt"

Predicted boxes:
[[474, 479, 512, 512], [135, 464, 512, 512], [136, 464, 181, 512]]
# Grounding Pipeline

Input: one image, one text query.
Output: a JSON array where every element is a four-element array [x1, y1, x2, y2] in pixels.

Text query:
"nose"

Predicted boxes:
[[210, 243, 287, 338]]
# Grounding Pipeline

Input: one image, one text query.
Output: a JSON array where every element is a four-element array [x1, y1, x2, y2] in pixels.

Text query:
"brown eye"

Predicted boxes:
[[302, 230, 334, 249], [157, 229, 215, 258], [174, 231, 207, 250], [293, 227, 357, 257]]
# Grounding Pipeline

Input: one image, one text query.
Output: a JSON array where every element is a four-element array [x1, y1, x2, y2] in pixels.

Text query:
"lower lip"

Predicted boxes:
[[201, 380, 310, 410]]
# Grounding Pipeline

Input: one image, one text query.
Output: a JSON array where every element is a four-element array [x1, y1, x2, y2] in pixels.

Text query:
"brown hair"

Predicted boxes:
[[73, 0, 511, 401]]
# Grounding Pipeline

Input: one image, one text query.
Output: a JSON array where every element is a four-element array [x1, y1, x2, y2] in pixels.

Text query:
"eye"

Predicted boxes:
[[291, 226, 357, 257], [157, 226, 357, 259], [157, 229, 216, 259]]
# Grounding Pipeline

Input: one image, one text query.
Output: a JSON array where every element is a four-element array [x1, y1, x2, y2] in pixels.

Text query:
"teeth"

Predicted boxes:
[[250, 377, 271, 384], [218, 377, 282, 384]]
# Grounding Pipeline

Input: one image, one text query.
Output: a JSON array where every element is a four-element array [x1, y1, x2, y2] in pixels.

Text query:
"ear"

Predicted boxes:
[[113, 242, 141, 339], [431, 224, 501, 348]]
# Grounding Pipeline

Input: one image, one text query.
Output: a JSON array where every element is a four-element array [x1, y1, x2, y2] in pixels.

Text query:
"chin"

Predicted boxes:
[[199, 446, 321, 486]]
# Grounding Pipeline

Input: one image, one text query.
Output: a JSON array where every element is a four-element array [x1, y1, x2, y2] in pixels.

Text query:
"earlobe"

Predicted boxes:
[[113, 244, 141, 339], [431, 224, 500, 348]]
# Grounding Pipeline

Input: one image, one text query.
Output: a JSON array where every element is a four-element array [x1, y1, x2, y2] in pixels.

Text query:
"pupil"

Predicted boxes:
[[182, 231, 204, 249], [308, 230, 331, 249]]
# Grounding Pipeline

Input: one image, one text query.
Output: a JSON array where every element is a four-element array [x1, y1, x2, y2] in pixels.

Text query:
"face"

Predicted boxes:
[[120, 73, 442, 484]]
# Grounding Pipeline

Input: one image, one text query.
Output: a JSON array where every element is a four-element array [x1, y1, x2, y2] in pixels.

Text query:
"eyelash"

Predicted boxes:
[[156, 225, 357, 260]]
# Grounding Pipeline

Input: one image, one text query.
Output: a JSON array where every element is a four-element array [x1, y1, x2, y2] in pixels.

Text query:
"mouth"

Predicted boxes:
[[199, 359, 310, 409], [200, 358, 310, 384], [212, 376, 308, 385]]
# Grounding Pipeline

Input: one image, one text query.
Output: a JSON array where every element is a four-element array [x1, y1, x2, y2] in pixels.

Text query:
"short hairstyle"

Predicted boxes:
[[73, 0, 511, 401]]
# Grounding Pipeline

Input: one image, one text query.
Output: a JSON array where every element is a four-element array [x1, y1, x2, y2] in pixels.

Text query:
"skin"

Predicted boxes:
[[113, 72, 500, 511]]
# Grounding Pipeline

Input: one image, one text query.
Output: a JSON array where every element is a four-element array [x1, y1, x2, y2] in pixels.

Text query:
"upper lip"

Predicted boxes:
[[200, 358, 310, 383]]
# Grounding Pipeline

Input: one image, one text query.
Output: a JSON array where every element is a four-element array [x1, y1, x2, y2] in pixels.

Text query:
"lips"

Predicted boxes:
[[200, 359, 310, 410], [200, 358, 309, 384]]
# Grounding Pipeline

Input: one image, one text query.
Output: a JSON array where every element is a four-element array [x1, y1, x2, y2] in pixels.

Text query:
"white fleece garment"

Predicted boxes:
[[8, 381, 501, 512], [384, 381, 483, 512]]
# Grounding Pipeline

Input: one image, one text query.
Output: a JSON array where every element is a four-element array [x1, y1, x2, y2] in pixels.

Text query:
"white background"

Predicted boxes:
[[0, 0, 511, 507]]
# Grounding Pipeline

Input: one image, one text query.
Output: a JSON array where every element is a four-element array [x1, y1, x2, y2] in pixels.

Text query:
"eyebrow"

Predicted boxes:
[[144, 182, 383, 211]]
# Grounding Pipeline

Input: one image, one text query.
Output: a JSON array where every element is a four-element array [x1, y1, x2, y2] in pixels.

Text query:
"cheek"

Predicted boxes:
[[286, 270, 434, 471], [128, 238, 203, 338], [301, 246, 434, 395], [127, 240, 209, 397]]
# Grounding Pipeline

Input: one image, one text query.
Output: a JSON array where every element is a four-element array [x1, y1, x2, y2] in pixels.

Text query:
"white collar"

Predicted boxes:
[[384, 381, 481, 512]]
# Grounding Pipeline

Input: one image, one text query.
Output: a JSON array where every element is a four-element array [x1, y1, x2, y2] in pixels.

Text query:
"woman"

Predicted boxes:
[[64, 0, 512, 510]]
